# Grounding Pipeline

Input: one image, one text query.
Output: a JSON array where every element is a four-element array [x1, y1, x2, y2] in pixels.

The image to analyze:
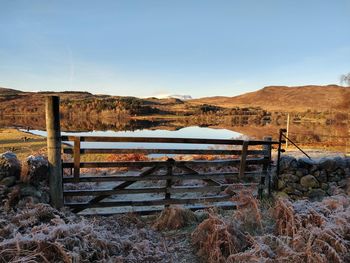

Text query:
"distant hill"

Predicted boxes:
[[153, 94, 193, 100], [190, 85, 350, 112], [1, 85, 349, 116], [168, 94, 192, 100], [0, 87, 185, 116], [0, 87, 24, 95]]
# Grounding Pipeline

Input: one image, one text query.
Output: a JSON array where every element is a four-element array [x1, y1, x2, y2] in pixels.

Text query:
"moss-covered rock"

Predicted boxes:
[[300, 174, 319, 188], [319, 158, 337, 172], [298, 158, 315, 170], [295, 168, 308, 178], [313, 170, 327, 183], [280, 173, 299, 183], [279, 156, 298, 172], [0, 152, 21, 180], [25, 155, 48, 185]]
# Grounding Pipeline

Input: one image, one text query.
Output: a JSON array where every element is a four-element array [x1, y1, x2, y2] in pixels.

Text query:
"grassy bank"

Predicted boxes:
[[0, 128, 47, 161]]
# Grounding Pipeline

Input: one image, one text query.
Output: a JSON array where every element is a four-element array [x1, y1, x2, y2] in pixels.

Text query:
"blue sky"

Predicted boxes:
[[0, 0, 349, 98]]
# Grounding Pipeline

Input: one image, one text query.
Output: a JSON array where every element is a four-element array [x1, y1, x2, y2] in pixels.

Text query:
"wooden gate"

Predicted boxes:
[[44, 95, 278, 213], [61, 136, 277, 214]]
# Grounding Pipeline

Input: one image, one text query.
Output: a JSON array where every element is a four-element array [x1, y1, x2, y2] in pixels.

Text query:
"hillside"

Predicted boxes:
[[1, 85, 349, 119], [0, 88, 190, 117], [190, 85, 350, 112], [0, 87, 23, 95], [0, 89, 98, 116]]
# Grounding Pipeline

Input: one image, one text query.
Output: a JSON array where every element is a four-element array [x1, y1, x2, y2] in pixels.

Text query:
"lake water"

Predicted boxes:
[[25, 126, 244, 150]]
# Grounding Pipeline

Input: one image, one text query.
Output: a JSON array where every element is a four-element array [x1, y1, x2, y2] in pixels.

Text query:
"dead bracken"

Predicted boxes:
[[191, 194, 350, 263], [1, 151, 350, 262], [152, 206, 197, 231], [2, 186, 350, 262], [0, 203, 180, 262]]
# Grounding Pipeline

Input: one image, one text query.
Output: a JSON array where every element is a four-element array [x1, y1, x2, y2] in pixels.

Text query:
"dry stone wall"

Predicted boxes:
[[276, 156, 350, 200], [0, 151, 50, 207]]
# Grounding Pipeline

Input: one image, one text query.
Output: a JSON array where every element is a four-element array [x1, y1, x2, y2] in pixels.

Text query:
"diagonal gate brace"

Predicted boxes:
[[72, 165, 161, 213]]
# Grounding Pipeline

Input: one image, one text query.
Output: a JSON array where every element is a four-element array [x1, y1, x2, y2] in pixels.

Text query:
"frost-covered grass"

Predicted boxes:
[[192, 192, 350, 263], [0, 203, 198, 263], [2, 192, 350, 262], [0, 129, 46, 161]]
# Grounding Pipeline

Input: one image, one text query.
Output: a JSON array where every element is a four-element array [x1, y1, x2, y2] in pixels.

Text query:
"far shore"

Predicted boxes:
[[0, 127, 348, 162]]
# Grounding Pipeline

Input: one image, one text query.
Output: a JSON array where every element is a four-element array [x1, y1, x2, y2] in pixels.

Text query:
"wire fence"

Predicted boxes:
[[282, 130, 350, 155], [287, 131, 350, 139]]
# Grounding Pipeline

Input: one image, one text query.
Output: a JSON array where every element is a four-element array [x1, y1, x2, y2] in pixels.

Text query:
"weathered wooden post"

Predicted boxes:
[[276, 129, 286, 190], [45, 96, 63, 208], [165, 158, 175, 208], [239, 140, 249, 179], [262, 136, 272, 197], [285, 113, 290, 150], [263, 136, 272, 162]]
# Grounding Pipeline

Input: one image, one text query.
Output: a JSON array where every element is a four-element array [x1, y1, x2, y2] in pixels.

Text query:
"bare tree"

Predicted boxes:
[[340, 73, 350, 86]]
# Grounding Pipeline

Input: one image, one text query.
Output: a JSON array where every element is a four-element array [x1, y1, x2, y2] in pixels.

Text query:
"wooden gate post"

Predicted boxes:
[[165, 158, 175, 207], [276, 129, 286, 186], [263, 136, 272, 161], [45, 96, 63, 208], [262, 136, 272, 197], [239, 140, 249, 179]]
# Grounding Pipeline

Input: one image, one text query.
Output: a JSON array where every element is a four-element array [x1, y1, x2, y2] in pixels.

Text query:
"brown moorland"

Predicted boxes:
[[1, 85, 349, 116], [190, 85, 350, 112]]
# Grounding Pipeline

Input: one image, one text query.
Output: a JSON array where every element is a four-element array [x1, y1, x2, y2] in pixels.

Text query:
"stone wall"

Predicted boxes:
[[276, 156, 350, 200], [0, 152, 50, 208]]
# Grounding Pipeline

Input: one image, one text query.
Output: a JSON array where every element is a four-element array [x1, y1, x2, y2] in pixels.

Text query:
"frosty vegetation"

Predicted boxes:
[[192, 192, 350, 262], [2, 190, 350, 262], [0, 203, 181, 262], [1, 152, 350, 262]]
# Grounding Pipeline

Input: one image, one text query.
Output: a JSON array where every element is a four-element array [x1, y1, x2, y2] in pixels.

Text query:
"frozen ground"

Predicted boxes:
[[2, 192, 350, 262]]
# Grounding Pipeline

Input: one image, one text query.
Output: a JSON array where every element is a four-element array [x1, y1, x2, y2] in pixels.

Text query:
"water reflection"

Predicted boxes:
[[26, 126, 243, 150], [1, 114, 349, 152]]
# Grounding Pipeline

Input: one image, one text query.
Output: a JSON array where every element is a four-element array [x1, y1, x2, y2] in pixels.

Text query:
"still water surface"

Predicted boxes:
[[26, 126, 244, 150]]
